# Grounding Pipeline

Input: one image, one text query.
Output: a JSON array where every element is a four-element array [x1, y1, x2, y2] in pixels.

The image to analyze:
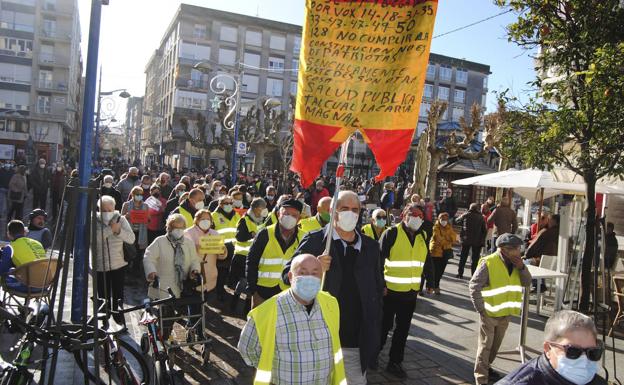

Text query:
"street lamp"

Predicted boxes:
[[94, 70, 130, 161]]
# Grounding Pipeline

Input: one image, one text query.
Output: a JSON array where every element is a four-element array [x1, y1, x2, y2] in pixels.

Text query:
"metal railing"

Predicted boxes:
[[0, 49, 33, 58]]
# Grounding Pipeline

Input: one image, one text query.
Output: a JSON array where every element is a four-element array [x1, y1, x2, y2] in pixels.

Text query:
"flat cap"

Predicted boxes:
[[496, 233, 523, 248], [280, 198, 303, 213]]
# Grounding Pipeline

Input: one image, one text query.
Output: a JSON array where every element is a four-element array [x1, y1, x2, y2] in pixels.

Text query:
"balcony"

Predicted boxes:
[[0, 76, 30, 86], [40, 28, 71, 42], [0, 49, 32, 59], [37, 79, 68, 92], [38, 53, 69, 67], [41, 2, 74, 17], [0, 20, 35, 33], [175, 77, 208, 91]]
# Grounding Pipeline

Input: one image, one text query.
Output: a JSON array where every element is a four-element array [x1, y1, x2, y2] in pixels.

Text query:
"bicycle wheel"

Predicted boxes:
[[153, 358, 177, 385], [74, 337, 150, 385]]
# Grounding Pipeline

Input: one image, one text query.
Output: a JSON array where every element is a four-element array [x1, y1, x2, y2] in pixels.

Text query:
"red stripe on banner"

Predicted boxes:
[[363, 128, 415, 182], [290, 119, 343, 188], [329, 0, 437, 4]]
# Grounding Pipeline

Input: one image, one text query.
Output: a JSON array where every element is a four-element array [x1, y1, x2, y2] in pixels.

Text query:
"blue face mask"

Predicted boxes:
[[556, 355, 599, 385], [134, 194, 143, 201], [292, 275, 321, 302], [375, 218, 386, 228]]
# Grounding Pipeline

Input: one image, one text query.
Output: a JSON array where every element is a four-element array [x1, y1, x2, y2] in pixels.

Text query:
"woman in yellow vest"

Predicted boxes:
[[238, 254, 346, 385], [361, 208, 389, 241], [428, 212, 458, 294], [468, 233, 532, 385], [211, 195, 241, 300]]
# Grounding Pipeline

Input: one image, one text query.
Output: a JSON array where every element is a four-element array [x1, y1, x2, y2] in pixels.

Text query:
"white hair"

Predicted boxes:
[[544, 310, 597, 342], [166, 213, 186, 231], [129, 167, 139, 174], [103, 175, 114, 183], [98, 195, 116, 209], [372, 208, 385, 218], [337, 190, 360, 208]]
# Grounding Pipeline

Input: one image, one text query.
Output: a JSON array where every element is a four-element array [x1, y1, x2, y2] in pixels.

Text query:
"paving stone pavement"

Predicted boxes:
[[1, 246, 623, 385]]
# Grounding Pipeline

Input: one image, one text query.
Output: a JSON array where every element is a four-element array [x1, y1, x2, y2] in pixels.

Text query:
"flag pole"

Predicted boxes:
[[321, 135, 352, 282]]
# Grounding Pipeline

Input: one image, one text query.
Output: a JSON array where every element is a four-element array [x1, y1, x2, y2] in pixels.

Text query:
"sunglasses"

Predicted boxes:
[[547, 341, 603, 361]]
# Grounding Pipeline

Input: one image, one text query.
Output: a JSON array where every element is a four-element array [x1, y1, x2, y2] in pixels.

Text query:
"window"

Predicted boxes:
[[193, 24, 206, 39], [38, 69, 52, 88], [266, 78, 283, 97], [242, 74, 258, 93], [0, 11, 35, 32], [0, 37, 33, 57], [452, 106, 464, 121], [291, 58, 299, 76], [43, 18, 56, 35], [179, 41, 210, 60], [268, 56, 284, 72], [175, 90, 207, 110], [439, 66, 452, 82], [417, 122, 427, 135], [482, 94, 487, 107], [289, 81, 297, 95], [438, 86, 449, 101], [270, 34, 286, 50], [218, 48, 236, 66], [243, 52, 260, 67], [0, 63, 31, 84], [0, 90, 29, 110], [419, 102, 430, 117], [456, 69, 468, 84], [423, 83, 433, 99], [220, 25, 237, 43], [426, 64, 436, 78], [483, 76, 488, 89], [37, 95, 51, 114], [454, 89, 465, 104], [246, 30, 262, 46], [293, 36, 301, 53]]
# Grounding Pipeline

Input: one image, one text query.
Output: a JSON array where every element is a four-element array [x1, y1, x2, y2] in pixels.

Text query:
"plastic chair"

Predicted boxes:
[[1, 258, 58, 310], [609, 275, 624, 336]]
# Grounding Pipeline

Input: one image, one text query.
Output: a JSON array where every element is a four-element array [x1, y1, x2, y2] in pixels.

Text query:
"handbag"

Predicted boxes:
[[122, 241, 137, 262]]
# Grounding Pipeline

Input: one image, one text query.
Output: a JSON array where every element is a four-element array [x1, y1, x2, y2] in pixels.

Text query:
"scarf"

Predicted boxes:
[[246, 210, 264, 225], [129, 200, 148, 248], [167, 233, 186, 292]]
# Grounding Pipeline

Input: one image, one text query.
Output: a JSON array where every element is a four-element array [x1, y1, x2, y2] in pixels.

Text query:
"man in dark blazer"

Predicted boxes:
[[283, 190, 383, 385]]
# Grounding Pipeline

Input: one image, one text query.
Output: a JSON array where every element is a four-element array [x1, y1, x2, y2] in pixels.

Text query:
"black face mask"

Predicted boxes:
[[129, 175, 139, 181], [153, 193, 160, 198]]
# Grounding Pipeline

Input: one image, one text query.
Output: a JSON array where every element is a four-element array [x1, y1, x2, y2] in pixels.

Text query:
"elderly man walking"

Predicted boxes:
[[469, 233, 532, 385], [116, 167, 140, 201], [284, 190, 383, 385], [238, 254, 346, 385]]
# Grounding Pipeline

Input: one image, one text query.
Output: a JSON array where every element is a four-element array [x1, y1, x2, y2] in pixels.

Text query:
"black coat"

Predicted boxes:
[[496, 354, 607, 385], [282, 228, 383, 372], [457, 209, 487, 247]]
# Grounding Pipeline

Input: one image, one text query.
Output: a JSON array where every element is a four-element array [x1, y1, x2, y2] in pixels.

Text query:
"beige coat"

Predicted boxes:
[[94, 213, 135, 272], [143, 234, 200, 298]]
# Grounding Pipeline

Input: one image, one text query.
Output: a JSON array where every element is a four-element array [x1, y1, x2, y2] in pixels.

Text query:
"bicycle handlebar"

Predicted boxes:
[[115, 286, 176, 315]]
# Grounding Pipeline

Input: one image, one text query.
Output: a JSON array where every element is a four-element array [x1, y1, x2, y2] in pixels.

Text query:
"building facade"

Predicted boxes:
[[0, 0, 81, 165], [125, 95, 142, 164], [142, 4, 301, 170]]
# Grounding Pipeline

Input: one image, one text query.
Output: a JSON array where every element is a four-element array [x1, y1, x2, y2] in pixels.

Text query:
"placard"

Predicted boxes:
[[198, 234, 225, 255], [129, 209, 148, 224]]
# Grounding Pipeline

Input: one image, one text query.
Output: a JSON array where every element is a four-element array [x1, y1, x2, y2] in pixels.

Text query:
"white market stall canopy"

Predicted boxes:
[[452, 168, 624, 200]]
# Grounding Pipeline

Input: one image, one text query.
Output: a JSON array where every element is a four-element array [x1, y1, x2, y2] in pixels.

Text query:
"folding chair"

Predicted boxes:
[[1, 258, 59, 312], [608, 275, 624, 336]]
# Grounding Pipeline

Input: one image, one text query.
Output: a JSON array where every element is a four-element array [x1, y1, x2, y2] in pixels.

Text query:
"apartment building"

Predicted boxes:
[[142, 4, 301, 169], [125, 96, 143, 163], [0, 0, 81, 165]]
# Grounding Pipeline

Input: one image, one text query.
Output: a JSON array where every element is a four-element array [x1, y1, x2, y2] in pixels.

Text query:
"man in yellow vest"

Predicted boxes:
[[378, 203, 428, 379], [231, 197, 268, 311], [211, 194, 242, 301], [172, 188, 205, 228], [238, 253, 346, 385], [298, 196, 331, 236], [246, 198, 301, 308], [0, 220, 47, 292], [469, 233, 532, 385], [361, 208, 389, 242]]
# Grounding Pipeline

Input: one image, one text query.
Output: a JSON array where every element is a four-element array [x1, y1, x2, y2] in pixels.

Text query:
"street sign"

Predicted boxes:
[[236, 141, 247, 155]]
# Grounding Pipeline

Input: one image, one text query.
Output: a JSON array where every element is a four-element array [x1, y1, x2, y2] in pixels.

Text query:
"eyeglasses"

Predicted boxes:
[[547, 341, 604, 361]]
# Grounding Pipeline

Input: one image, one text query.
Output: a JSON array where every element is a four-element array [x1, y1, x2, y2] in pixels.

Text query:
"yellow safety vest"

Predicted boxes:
[[481, 253, 523, 318], [299, 215, 322, 236], [248, 290, 346, 385], [10, 237, 46, 267], [178, 206, 194, 229], [362, 223, 386, 241], [234, 215, 262, 256], [257, 225, 299, 290], [384, 225, 428, 292], [212, 211, 241, 244], [263, 212, 277, 228]]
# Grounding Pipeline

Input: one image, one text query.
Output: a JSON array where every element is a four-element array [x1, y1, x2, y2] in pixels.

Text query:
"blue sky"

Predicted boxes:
[[78, 0, 536, 118]]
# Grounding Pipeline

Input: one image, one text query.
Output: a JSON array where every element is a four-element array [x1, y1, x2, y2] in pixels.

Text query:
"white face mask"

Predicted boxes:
[[103, 182, 112, 189], [337, 211, 359, 232], [101, 212, 114, 224], [198, 219, 211, 231], [440, 220, 448, 227], [407, 216, 423, 231], [260, 208, 269, 218], [170, 228, 184, 239], [195, 201, 205, 210], [279, 214, 297, 230], [233, 199, 243, 208]]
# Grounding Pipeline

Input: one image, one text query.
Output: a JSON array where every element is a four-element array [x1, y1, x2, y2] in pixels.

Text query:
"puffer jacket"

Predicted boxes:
[[94, 212, 135, 272], [457, 209, 487, 247], [495, 354, 607, 385], [430, 221, 457, 257]]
